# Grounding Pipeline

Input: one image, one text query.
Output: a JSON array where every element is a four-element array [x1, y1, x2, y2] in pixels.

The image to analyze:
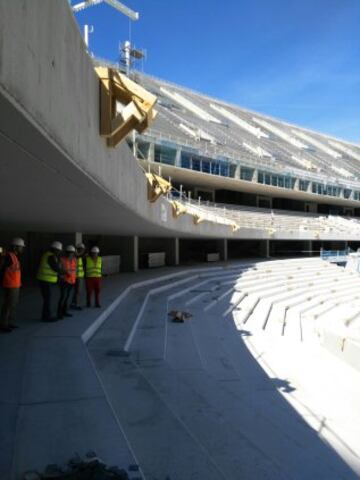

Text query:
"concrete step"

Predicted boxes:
[[88, 261, 360, 479]]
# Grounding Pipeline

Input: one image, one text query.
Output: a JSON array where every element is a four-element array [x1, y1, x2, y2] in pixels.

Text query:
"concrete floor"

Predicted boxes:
[[89, 260, 360, 480], [2, 261, 360, 480], [0, 263, 233, 480]]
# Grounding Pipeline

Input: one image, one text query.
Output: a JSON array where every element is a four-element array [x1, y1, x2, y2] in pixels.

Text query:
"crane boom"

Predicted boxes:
[[72, 0, 139, 21]]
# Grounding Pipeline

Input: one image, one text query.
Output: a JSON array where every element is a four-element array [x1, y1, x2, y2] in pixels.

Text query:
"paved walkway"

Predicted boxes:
[[0, 266, 198, 480], [3, 260, 360, 480], [0, 262, 233, 480]]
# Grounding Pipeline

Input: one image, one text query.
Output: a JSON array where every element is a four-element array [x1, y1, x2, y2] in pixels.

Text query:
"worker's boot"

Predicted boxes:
[[0, 326, 12, 333], [62, 304, 72, 318], [71, 304, 82, 311], [95, 296, 101, 308]]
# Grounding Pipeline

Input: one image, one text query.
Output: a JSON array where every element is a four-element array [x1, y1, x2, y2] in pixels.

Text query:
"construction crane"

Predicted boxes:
[[72, 0, 139, 21]]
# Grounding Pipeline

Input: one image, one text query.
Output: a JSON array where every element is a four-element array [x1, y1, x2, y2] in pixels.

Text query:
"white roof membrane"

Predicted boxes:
[[291, 155, 316, 170], [160, 87, 222, 124], [328, 140, 360, 163], [291, 130, 342, 159], [252, 118, 308, 149], [243, 142, 273, 158], [210, 104, 268, 139], [179, 123, 216, 144]]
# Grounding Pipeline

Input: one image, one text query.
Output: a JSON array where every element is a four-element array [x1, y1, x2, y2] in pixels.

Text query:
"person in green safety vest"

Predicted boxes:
[[70, 243, 86, 310], [85, 246, 102, 308], [37, 241, 65, 322]]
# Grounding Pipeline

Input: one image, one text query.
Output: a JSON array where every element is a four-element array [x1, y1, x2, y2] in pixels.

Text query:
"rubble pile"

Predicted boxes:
[[168, 310, 193, 323], [23, 451, 141, 480]]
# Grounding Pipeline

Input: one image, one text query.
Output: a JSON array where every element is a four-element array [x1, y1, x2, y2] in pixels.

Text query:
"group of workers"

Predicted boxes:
[[0, 238, 103, 333]]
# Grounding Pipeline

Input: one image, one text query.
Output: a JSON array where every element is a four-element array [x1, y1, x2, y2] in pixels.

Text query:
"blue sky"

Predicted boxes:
[[71, 0, 360, 143]]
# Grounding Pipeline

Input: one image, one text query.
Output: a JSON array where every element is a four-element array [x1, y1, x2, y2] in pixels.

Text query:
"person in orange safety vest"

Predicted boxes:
[[0, 238, 25, 333], [57, 245, 77, 319]]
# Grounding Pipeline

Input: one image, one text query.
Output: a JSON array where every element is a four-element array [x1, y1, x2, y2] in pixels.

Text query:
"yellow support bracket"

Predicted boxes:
[[145, 173, 172, 203], [193, 214, 204, 225], [171, 200, 188, 218], [95, 67, 157, 147]]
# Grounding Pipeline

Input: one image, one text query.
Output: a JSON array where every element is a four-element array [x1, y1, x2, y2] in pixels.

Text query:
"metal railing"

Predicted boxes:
[[320, 248, 350, 263]]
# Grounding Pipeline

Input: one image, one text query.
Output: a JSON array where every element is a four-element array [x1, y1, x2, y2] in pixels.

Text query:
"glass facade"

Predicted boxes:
[[137, 141, 150, 160], [258, 171, 296, 189], [343, 189, 352, 199], [154, 144, 177, 165], [240, 167, 254, 181], [136, 139, 360, 203], [299, 180, 309, 192], [179, 151, 235, 178], [312, 182, 341, 197]]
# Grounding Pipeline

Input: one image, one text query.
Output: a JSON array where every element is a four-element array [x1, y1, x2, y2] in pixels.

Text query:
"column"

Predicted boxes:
[[260, 240, 270, 258], [75, 232, 83, 245], [119, 236, 138, 272], [217, 239, 228, 262], [166, 237, 180, 266], [304, 240, 312, 256]]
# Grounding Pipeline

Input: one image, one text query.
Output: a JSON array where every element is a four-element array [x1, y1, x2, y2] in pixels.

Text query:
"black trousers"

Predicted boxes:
[[39, 281, 56, 321], [1, 288, 20, 327], [58, 282, 73, 317], [71, 278, 83, 306]]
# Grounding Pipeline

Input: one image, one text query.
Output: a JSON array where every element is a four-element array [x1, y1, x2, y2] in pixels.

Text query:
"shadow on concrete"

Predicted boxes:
[[88, 265, 360, 479]]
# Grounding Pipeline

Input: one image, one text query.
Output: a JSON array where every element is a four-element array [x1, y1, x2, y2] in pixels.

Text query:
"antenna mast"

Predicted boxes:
[[83, 24, 94, 49], [120, 41, 146, 75]]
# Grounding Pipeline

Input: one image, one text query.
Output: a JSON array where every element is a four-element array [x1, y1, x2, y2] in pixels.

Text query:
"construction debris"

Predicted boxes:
[[23, 452, 137, 480], [168, 310, 193, 323]]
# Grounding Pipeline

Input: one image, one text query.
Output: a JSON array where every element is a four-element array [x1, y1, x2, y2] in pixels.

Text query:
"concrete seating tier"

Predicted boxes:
[[88, 258, 360, 479], [178, 200, 360, 237], [134, 71, 360, 184]]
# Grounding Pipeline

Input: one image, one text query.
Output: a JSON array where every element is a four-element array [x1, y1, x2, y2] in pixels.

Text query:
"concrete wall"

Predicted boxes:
[[0, 1, 359, 243], [0, 0, 243, 240]]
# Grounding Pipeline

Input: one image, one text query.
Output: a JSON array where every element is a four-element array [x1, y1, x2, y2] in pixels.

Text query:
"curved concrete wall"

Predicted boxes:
[[0, 1, 356, 241], [0, 0, 242, 238]]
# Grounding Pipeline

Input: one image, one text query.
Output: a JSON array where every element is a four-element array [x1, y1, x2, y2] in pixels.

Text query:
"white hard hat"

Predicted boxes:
[[76, 243, 85, 249], [51, 241, 63, 251], [65, 245, 76, 253], [90, 246, 100, 254], [12, 237, 25, 247]]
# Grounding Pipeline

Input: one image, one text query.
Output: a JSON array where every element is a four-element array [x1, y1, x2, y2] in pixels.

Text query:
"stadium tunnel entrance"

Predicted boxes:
[[270, 240, 314, 258], [228, 240, 270, 259], [312, 240, 349, 253], [270, 240, 349, 258], [179, 239, 227, 264], [348, 241, 360, 251]]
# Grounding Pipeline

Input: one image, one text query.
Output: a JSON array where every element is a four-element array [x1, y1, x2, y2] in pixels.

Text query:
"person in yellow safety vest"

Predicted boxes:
[[37, 241, 64, 322], [0, 238, 25, 333], [70, 243, 86, 311], [85, 246, 102, 308], [58, 245, 77, 320]]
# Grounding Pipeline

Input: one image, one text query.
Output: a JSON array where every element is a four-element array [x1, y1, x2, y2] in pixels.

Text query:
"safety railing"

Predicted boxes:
[[320, 248, 350, 263]]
